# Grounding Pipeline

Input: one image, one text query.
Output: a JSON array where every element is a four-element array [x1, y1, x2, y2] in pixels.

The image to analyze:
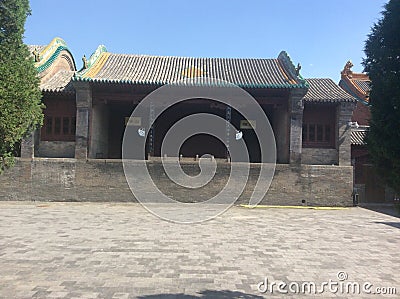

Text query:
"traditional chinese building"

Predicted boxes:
[[25, 38, 76, 158], [3, 37, 359, 206], [339, 61, 371, 190], [23, 38, 356, 165], [339, 61, 394, 203], [339, 61, 371, 123]]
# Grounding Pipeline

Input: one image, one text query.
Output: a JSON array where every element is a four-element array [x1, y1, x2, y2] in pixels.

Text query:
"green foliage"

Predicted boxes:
[[0, 0, 43, 173], [363, 0, 400, 193]]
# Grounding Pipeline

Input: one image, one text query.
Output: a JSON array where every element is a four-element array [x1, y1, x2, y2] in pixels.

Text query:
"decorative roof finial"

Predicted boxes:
[[32, 48, 40, 62], [341, 60, 354, 78], [82, 55, 88, 69], [295, 63, 301, 76], [365, 89, 370, 101]]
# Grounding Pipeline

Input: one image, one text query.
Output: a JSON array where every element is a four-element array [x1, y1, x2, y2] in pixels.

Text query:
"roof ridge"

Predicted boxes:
[[32, 37, 76, 73], [77, 45, 108, 76], [35, 37, 66, 67], [277, 51, 308, 88], [106, 52, 279, 60], [349, 72, 370, 79], [306, 77, 334, 80]]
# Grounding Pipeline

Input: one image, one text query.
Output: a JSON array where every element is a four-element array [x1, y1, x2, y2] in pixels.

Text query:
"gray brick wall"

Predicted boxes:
[[0, 159, 353, 206], [37, 141, 75, 158], [301, 148, 338, 165], [338, 102, 356, 166]]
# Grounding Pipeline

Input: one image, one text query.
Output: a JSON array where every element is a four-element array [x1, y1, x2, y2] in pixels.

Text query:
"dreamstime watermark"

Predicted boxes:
[[257, 271, 397, 295], [122, 78, 276, 223]]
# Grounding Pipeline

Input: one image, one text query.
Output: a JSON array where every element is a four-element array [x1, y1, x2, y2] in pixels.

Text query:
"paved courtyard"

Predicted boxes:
[[0, 202, 399, 298]]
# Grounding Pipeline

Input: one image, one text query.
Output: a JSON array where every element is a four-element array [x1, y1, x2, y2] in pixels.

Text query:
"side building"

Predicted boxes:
[[339, 61, 395, 203], [24, 37, 77, 158]]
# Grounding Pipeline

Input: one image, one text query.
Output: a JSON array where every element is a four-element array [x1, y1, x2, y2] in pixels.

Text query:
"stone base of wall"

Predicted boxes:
[[0, 158, 354, 206], [302, 148, 338, 165], [36, 141, 75, 158]]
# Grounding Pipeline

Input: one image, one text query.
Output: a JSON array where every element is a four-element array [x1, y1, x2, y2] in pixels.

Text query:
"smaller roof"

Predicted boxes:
[[28, 38, 76, 94], [304, 78, 357, 103], [351, 128, 368, 145], [353, 78, 370, 94], [339, 61, 370, 104]]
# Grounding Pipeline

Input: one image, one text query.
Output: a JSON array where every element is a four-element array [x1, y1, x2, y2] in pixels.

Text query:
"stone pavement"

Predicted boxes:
[[0, 202, 399, 298]]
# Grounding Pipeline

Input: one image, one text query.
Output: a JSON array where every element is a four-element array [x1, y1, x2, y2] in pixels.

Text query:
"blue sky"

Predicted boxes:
[[24, 0, 387, 82]]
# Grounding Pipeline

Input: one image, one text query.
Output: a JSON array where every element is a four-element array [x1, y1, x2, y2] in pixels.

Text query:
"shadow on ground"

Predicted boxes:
[[375, 221, 400, 229], [137, 290, 263, 299], [359, 204, 400, 218]]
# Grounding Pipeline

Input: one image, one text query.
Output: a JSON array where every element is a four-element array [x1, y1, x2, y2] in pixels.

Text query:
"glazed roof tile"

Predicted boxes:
[[304, 78, 357, 103], [40, 70, 75, 93], [28, 38, 76, 94], [353, 79, 370, 93], [339, 62, 370, 104]]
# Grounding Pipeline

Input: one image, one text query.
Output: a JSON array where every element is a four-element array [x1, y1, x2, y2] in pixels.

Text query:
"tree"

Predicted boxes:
[[0, 0, 43, 173], [363, 0, 400, 193]]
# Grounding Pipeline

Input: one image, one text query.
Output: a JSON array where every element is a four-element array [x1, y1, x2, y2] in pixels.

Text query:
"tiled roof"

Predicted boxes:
[[353, 79, 370, 94], [31, 38, 73, 73], [351, 128, 368, 145], [304, 78, 357, 103], [339, 79, 370, 104], [339, 61, 370, 104], [28, 38, 76, 94], [40, 70, 75, 93], [75, 50, 308, 89]]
